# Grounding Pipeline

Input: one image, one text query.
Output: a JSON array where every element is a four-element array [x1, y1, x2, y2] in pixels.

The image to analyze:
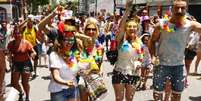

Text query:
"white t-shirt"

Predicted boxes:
[[48, 52, 78, 93]]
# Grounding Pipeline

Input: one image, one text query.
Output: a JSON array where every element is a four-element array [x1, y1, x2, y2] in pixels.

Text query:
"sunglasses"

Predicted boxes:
[[63, 38, 75, 45], [63, 31, 75, 38], [86, 28, 96, 31]]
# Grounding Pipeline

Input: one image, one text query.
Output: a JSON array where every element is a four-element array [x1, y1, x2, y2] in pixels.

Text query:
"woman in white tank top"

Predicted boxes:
[[112, 0, 145, 100]]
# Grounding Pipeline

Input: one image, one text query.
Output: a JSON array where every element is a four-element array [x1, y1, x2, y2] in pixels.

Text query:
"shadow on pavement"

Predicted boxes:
[[6, 83, 12, 87], [196, 77, 201, 80], [189, 96, 201, 101], [41, 75, 51, 80], [189, 73, 201, 76], [29, 74, 39, 81]]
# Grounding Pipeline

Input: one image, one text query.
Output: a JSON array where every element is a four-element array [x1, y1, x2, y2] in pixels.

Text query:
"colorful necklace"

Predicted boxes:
[[121, 38, 144, 62], [162, 15, 186, 32], [63, 50, 80, 72], [80, 41, 104, 70]]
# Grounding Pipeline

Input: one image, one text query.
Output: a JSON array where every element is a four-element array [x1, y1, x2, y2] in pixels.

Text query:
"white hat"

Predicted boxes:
[[140, 33, 150, 39], [61, 10, 74, 21], [27, 14, 34, 21]]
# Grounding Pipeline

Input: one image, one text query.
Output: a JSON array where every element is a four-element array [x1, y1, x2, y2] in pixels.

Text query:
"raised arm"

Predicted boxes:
[[18, 19, 28, 33], [148, 23, 161, 57], [116, 0, 133, 47], [37, 7, 60, 33]]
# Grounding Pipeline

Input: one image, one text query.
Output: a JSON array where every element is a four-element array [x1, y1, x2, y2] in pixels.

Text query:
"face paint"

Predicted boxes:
[[63, 38, 75, 45]]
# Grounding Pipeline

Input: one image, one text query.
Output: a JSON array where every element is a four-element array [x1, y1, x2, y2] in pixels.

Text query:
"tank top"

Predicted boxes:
[[115, 38, 144, 75], [23, 27, 37, 46], [158, 19, 192, 66]]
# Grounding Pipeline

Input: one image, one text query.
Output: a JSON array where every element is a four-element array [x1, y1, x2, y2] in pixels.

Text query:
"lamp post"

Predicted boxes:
[[78, 0, 80, 14], [114, 0, 116, 14], [95, 0, 97, 16]]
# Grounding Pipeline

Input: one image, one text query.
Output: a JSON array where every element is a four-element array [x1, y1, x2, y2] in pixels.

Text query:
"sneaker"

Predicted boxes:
[[184, 79, 189, 88], [25, 97, 30, 101], [18, 93, 24, 101]]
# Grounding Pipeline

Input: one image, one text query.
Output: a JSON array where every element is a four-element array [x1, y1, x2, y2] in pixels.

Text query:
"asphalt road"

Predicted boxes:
[[4, 55, 201, 101]]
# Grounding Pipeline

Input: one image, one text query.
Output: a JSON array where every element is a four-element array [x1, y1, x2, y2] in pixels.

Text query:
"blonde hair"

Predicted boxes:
[[126, 19, 140, 30], [84, 18, 99, 38]]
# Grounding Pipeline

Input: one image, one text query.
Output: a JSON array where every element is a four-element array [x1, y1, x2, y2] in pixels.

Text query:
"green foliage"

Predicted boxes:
[[26, 0, 49, 14], [27, 0, 49, 5]]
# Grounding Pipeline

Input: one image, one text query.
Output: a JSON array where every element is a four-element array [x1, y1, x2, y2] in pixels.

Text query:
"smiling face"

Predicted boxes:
[[61, 31, 75, 51], [126, 20, 138, 39]]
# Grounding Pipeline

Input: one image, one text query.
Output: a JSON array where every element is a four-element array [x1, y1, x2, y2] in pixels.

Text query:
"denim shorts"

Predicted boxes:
[[50, 87, 79, 101], [153, 65, 185, 93]]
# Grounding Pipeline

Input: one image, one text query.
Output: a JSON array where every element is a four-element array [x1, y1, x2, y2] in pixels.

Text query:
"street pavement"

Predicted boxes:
[[4, 55, 201, 101]]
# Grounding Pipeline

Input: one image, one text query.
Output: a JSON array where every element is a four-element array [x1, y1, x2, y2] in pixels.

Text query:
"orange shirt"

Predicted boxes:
[[7, 39, 33, 62]]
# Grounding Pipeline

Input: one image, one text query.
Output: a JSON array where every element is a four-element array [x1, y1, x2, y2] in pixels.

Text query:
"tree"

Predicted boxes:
[[26, 0, 49, 14]]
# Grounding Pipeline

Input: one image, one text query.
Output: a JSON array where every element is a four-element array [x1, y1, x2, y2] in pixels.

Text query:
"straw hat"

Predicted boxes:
[[64, 25, 76, 32]]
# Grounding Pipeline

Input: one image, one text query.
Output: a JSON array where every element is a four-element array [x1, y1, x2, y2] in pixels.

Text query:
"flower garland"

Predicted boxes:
[[162, 14, 186, 32], [131, 39, 144, 62], [120, 38, 144, 62], [64, 50, 80, 72], [79, 40, 104, 70]]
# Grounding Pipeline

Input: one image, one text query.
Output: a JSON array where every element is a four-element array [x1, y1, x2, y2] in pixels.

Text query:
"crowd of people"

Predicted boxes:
[[0, 0, 201, 101]]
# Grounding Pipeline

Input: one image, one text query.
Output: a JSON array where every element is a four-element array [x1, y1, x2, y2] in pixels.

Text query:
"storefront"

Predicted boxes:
[[0, 7, 6, 22], [0, 0, 21, 22], [115, 0, 147, 16]]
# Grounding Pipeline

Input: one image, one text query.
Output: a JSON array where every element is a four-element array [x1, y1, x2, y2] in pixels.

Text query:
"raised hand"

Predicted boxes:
[[53, 5, 63, 15], [66, 80, 75, 88], [126, 0, 134, 9]]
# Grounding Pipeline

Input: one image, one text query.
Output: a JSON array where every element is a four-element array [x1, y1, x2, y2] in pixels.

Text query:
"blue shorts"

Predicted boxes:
[[153, 65, 185, 93], [50, 87, 79, 101]]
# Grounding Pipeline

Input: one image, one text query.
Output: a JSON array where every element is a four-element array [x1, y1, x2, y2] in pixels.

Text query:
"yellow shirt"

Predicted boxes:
[[23, 27, 37, 46]]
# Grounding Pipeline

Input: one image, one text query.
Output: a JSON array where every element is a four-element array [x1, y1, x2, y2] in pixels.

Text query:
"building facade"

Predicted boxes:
[[149, 0, 201, 22], [0, 0, 23, 22]]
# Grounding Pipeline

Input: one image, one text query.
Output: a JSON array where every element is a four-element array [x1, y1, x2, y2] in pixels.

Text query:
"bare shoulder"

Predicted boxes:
[[191, 20, 201, 27], [190, 21, 201, 34]]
